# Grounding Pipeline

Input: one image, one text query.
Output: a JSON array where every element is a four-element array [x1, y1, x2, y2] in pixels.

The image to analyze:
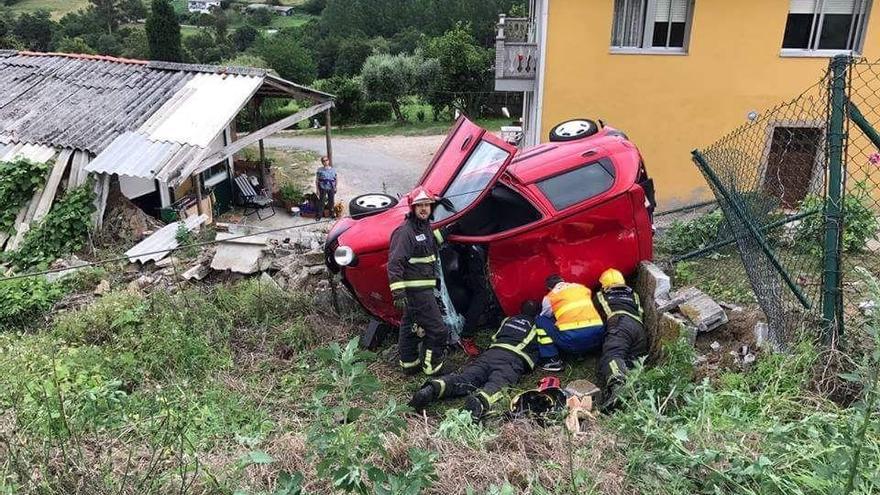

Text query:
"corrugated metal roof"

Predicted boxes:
[[140, 73, 263, 148], [0, 142, 57, 163], [125, 214, 208, 263], [1, 51, 334, 183]]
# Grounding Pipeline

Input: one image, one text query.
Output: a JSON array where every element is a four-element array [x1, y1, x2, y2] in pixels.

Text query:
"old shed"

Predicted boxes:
[[0, 50, 334, 252]]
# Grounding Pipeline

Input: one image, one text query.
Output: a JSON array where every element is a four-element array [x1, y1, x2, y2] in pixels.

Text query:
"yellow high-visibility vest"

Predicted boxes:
[[548, 283, 603, 331]]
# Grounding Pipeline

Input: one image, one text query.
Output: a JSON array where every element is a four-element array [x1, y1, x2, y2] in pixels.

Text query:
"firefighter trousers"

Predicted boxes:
[[429, 348, 526, 406], [596, 315, 648, 387], [398, 288, 450, 376]]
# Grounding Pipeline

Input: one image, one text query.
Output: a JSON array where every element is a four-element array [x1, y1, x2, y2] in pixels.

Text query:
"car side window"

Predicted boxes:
[[536, 158, 615, 211]]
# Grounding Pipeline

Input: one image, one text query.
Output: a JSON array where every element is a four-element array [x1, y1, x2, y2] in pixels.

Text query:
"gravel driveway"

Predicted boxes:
[[265, 134, 445, 203]]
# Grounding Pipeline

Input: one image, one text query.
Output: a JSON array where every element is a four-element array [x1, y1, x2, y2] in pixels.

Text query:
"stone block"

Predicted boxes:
[[182, 264, 210, 281], [678, 290, 728, 333], [657, 312, 697, 347]]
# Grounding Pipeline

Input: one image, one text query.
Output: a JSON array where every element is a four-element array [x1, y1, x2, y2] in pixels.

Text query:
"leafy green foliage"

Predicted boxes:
[[313, 75, 365, 124], [256, 30, 317, 84], [607, 327, 880, 494], [360, 101, 393, 124], [0, 158, 51, 234], [278, 183, 305, 204], [423, 25, 493, 117], [795, 181, 879, 254], [435, 409, 497, 450], [360, 52, 439, 121], [307, 338, 437, 494], [0, 277, 63, 331], [4, 183, 96, 270], [657, 209, 725, 255], [146, 0, 182, 62]]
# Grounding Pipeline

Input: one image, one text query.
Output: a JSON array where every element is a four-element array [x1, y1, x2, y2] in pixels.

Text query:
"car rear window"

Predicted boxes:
[[536, 159, 615, 210]]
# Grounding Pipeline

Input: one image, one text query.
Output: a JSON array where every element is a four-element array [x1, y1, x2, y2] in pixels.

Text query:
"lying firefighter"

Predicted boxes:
[[594, 268, 648, 411], [408, 300, 540, 419], [388, 187, 452, 376], [535, 274, 606, 372]]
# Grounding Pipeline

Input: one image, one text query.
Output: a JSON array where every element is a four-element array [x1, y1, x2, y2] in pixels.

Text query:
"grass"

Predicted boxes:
[[5, 0, 89, 19], [290, 117, 511, 138]]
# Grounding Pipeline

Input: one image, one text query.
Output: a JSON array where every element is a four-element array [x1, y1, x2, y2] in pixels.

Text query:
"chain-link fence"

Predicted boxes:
[[676, 57, 880, 351]]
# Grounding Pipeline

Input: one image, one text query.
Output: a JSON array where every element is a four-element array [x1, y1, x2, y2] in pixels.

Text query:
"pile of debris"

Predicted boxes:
[[636, 261, 768, 371]]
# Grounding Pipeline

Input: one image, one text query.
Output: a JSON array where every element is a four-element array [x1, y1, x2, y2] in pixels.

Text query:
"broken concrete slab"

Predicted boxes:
[[754, 322, 769, 348], [258, 272, 281, 292], [154, 256, 180, 269], [678, 289, 729, 333], [182, 264, 211, 281], [658, 312, 697, 346], [210, 232, 267, 274], [639, 261, 671, 302], [301, 249, 326, 266], [45, 256, 91, 283]]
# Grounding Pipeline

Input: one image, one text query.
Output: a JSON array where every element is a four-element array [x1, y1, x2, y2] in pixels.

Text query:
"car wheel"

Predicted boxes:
[[549, 119, 599, 142], [349, 193, 398, 217]]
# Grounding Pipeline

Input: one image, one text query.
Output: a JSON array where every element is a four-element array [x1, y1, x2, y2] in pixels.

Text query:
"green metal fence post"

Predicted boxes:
[[823, 55, 848, 341]]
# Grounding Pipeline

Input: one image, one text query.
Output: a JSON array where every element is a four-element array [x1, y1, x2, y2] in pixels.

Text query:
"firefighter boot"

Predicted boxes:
[[408, 384, 438, 412], [463, 393, 489, 420]]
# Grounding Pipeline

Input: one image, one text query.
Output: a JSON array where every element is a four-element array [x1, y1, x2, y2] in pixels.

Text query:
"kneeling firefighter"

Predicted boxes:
[[388, 187, 452, 376], [408, 300, 541, 419], [595, 268, 648, 409]]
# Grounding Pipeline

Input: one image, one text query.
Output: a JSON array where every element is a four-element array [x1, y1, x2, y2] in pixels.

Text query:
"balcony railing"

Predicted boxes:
[[495, 15, 539, 91]]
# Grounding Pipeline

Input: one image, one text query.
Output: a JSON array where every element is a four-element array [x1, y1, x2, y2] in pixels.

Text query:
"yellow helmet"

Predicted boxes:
[[599, 268, 625, 289]]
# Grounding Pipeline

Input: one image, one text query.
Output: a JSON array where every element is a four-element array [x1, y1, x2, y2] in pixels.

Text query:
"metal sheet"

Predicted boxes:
[[125, 214, 208, 264], [141, 73, 263, 148]]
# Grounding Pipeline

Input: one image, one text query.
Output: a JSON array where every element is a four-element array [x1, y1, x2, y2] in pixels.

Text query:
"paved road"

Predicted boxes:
[[265, 135, 444, 203]]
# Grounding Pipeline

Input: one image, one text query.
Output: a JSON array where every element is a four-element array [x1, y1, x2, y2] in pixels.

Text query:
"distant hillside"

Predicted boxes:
[[4, 0, 305, 20]]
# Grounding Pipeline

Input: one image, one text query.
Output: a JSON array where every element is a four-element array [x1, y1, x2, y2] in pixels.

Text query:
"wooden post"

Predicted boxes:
[[195, 174, 204, 215], [324, 109, 333, 164]]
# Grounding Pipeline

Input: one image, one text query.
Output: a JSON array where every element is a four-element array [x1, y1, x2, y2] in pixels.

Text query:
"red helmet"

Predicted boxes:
[[409, 186, 437, 206]]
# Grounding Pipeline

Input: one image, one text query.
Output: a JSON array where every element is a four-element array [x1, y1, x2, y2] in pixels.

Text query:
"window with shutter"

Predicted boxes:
[[611, 0, 694, 52], [782, 0, 871, 53]]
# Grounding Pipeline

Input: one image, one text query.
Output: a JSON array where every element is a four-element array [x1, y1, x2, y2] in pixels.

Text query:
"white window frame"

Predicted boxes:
[[610, 0, 696, 55], [780, 0, 873, 57]]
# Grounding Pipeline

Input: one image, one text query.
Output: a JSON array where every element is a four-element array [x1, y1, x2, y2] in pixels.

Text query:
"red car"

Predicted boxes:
[[325, 117, 655, 335]]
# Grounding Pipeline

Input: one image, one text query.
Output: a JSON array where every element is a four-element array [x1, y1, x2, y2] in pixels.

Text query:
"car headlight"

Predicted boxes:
[[334, 245, 356, 267]]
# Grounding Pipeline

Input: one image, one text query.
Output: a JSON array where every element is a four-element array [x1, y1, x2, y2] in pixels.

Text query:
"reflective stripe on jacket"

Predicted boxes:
[[596, 285, 644, 324], [547, 282, 603, 330], [387, 214, 445, 292], [489, 315, 539, 369]]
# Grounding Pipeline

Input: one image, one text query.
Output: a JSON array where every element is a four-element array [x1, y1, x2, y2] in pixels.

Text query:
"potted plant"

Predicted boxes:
[[278, 183, 304, 210]]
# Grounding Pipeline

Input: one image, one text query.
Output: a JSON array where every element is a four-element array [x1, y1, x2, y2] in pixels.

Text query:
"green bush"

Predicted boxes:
[[313, 76, 365, 124], [4, 183, 96, 270], [656, 209, 725, 254], [361, 101, 393, 124], [0, 158, 50, 234], [795, 180, 879, 254], [0, 277, 63, 331]]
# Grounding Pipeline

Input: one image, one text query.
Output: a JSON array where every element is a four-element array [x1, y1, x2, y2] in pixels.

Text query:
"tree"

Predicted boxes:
[[248, 7, 273, 26], [255, 31, 317, 83], [183, 30, 231, 64], [222, 54, 271, 71], [13, 10, 56, 52], [119, 0, 148, 21], [146, 0, 182, 62], [313, 76, 364, 124], [231, 24, 258, 52], [119, 27, 149, 59], [424, 26, 493, 117], [56, 36, 96, 55], [334, 36, 373, 77], [89, 0, 121, 34], [360, 52, 437, 122]]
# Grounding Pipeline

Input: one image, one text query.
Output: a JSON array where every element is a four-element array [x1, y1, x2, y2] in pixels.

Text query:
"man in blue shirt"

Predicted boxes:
[[315, 156, 337, 219]]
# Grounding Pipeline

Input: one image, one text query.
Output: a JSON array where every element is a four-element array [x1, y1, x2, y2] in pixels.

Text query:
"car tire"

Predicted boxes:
[[349, 193, 398, 218], [549, 119, 599, 142]]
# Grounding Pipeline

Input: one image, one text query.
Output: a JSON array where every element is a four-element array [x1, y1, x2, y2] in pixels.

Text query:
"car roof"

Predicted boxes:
[[506, 129, 640, 185]]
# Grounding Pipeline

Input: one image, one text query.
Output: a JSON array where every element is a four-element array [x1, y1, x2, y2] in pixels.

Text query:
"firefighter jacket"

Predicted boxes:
[[488, 314, 540, 369], [387, 213, 447, 293], [595, 285, 644, 324], [546, 282, 604, 331]]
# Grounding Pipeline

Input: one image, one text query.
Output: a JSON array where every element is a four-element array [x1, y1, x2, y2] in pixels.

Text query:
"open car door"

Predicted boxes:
[[420, 116, 518, 226]]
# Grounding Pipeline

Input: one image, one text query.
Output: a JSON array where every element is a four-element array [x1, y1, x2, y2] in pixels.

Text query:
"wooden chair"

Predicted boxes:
[[234, 175, 275, 220]]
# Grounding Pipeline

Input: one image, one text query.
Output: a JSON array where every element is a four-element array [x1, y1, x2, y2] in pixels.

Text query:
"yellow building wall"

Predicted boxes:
[[541, 0, 880, 206]]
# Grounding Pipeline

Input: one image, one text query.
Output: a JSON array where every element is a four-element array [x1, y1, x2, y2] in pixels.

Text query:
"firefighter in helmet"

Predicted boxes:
[[595, 268, 648, 410], [387, 187, 452, 376]]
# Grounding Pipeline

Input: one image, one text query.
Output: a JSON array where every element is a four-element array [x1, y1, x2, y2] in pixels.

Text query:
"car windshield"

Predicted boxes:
[[433, 141, 511, 222]]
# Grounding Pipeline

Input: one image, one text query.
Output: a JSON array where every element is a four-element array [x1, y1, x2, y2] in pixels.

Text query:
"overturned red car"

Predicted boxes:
[[325, 117, 656, 334]]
